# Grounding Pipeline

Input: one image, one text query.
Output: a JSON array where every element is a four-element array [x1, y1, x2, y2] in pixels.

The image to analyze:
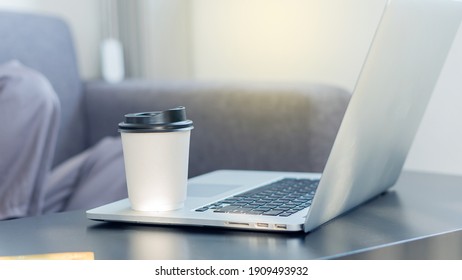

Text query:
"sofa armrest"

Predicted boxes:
[[84, 80, 350, 177]]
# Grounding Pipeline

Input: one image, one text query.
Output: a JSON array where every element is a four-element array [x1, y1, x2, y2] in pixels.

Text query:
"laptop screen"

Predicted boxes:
[[305, 0, 462, 232]]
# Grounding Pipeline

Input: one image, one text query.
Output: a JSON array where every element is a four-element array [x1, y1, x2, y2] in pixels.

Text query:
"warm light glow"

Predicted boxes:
[[192, 0, 385, 91]]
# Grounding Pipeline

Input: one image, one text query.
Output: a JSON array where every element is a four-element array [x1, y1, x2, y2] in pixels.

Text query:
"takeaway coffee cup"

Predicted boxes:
[[118, 107, 193, 211]]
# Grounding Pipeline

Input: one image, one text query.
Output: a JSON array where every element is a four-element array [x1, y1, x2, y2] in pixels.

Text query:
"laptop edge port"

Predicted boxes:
[[256, 223, 269, 228], [226, 222, 250, 227]]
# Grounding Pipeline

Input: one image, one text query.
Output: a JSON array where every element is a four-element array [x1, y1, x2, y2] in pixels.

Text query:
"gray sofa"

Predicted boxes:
[[0, 10, 350, 180]]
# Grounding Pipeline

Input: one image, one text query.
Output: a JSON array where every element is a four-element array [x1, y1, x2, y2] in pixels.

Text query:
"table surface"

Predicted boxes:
[[1, 171, 462, 260]]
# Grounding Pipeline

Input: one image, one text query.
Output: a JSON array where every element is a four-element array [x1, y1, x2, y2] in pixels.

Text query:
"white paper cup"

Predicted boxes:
[[119, 107, 193, 212]]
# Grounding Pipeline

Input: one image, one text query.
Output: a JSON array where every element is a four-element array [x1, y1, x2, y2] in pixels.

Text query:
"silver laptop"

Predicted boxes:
[[87, 0, 462, 233]]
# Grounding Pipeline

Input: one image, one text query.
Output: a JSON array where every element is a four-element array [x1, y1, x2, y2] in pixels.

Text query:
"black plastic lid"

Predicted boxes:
[[118, 106, 193, 133]]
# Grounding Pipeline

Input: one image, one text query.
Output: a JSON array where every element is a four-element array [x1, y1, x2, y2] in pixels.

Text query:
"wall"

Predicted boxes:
[[191, 0, 385, 92], [138, 0, 192, 81], [404, 24, 462, 175]]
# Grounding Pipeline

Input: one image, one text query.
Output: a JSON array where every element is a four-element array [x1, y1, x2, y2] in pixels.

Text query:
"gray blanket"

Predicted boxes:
[[0, 61, 127, 219]]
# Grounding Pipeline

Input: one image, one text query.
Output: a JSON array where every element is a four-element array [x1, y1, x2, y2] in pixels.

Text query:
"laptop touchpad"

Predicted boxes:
[[187, 183, 241, 198]]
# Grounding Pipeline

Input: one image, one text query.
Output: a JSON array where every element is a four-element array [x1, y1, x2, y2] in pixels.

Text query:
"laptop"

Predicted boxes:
[[87, 0, 462, 233]]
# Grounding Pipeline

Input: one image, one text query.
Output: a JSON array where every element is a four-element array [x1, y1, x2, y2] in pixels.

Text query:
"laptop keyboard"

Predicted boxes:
[[195, 178, 319, 217]]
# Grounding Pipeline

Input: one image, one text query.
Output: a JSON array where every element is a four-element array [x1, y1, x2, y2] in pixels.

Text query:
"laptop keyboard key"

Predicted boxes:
[[262, 210, 284, 216], [213, 206, 240, 213]]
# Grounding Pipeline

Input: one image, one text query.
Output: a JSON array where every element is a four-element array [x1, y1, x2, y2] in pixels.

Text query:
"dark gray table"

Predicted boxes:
[[1, 171, 462, 259]]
